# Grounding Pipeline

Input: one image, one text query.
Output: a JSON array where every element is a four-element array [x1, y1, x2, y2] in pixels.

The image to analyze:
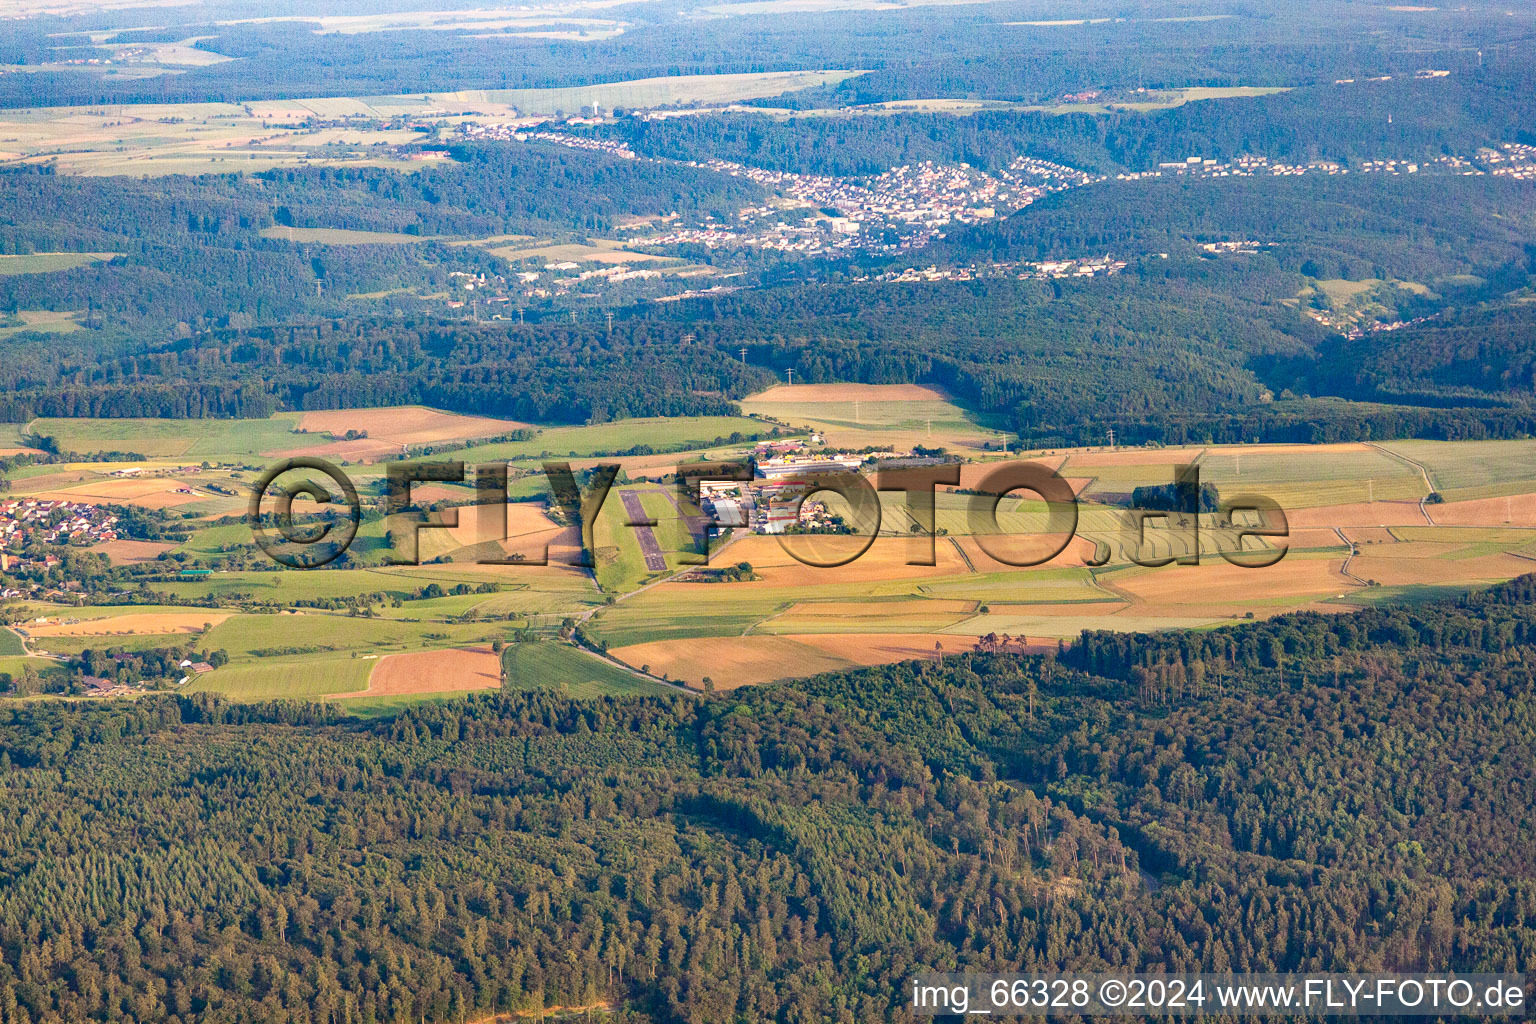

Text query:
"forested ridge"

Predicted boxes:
[[1260, 301, 1536, 408], [0, 319, 775, 423], [0, 147, 759, 335], [9, 257, 1536, 443], [606, 68, 1536, 177], [940, 174, 1536, 285], [4, 2, 1522, 110], [0, 579, 1534, 1022]]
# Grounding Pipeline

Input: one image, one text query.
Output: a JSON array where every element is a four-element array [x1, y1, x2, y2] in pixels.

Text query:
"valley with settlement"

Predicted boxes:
[[2, 0, 1536, 1019]]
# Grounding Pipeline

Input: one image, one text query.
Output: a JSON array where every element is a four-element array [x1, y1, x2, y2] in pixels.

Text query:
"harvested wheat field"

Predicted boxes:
[[1432, 492, 1536, 528], [297, 406, 528, 447], [943, 458, 1079, 493], [23, 611, 232, 636], [611, 635, 854, 689], [28, 477, 208, 508], [745, 383, 950, 403], [573, 451, 715, 480], [958, 532, 1098, 571], [1288, 501, 1428, 529], [331, 646, 503, 698], [721, 534, 978, 585], [395, 483, 475, 505], [428, 503, 577, 563], [1109, 557, 1355, 611], [1288, 528, 1353, 552], [611, 631, 983, 689], [1348, 548, 1536, 588], [88, 539, 178, 564], [792, 632, 990, 664]]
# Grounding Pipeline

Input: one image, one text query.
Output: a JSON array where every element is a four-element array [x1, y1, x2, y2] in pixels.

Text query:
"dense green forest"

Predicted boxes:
[[0, 319, 774, 423], [0, 147, 760, 335], [939, 174, 1536, 284], [4, 0, 1527, 110], [1259, 301, 1536, 409], [7, 250, 1535, 443], [0, 577, 1533, 1021], [603, 68, 1536, 176]]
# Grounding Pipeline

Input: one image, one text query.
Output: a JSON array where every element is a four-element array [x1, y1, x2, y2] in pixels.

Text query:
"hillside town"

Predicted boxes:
[[630, 154, 1100, 256]]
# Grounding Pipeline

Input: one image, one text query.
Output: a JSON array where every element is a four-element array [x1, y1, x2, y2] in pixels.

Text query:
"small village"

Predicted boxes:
[[0, 498, 121, 551]]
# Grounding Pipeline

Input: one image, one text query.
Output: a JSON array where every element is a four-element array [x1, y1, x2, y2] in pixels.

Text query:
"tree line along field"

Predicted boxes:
[[8, 394, 1536, 703]]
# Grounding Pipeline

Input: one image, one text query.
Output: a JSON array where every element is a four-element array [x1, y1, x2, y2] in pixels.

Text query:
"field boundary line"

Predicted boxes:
[[1366, 442, 1435, 525], [1334, 527, 1368, 586], [1085, 566, 1137, 609], [947, 536, 977, 573], [570, 639, 696, 695], [744, 600, 796, 636]]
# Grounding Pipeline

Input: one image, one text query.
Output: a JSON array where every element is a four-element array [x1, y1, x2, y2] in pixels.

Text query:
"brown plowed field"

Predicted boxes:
[[88, 539, 179, 563], [24, 611, 231, 636], [296, 406, 528, 446]]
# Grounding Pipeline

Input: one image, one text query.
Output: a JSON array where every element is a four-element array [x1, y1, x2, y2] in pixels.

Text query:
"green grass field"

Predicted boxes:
[[0, 656, 66, 682], [1198, 448, 1418, 485], [738, 391, 1001, 452], [0, 310, 86, 338], [0, 252, 117, 275], [331, 690, 482, 718], [1382, 440, 1536, 499], [587, 591, 780, 648], [21, 634, 188, 657], [1193, 447, 1426, 507], [502, 640, 675, 698], [28, 414, 307, 459], [201, 611, 503, 659], [591, 485, 698, 593], [153, 565, 598, 617], [187, 652, 374, 701], [0, 628, 25, 657]]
